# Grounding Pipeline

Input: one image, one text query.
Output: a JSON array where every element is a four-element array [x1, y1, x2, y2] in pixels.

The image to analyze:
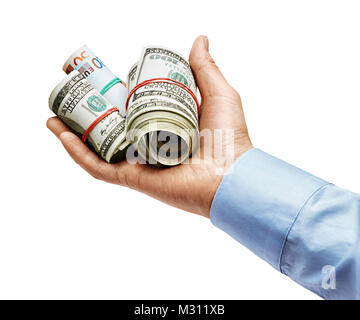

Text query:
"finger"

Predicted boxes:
[[189, 36, 231, 99], [46, 116, 72, 137], [47, 117, 117, 183]]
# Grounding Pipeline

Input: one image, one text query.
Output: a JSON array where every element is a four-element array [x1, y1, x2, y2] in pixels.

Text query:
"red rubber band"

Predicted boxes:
[[125, 78, 200, 116], [82, 107, 119, 143]]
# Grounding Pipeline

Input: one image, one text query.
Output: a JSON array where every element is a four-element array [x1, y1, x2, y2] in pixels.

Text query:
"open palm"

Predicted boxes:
[[47, 36, 252, 217]]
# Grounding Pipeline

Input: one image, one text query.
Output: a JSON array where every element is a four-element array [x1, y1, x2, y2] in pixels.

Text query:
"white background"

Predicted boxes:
[[0, 0, 359, 299]]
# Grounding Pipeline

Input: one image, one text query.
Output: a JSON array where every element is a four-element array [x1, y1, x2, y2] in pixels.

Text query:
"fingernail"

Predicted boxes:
[[202, 36, 209, 51]]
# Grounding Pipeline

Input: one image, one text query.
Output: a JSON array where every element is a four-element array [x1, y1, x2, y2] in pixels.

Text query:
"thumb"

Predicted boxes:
[[189, 36, 231, 99]]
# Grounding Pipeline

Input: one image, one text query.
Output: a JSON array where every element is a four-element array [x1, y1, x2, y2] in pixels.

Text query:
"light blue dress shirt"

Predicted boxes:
[[210, 148, 360, 299]]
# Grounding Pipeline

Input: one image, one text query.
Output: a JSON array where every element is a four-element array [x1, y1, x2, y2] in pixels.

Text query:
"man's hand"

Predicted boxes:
[[47, 36, 252, 217]]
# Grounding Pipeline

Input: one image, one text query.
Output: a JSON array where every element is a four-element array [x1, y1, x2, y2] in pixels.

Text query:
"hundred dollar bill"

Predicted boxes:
[[63, 45, 128, 116], [49, 70, 127, 163], [126, 46, 199, 166]]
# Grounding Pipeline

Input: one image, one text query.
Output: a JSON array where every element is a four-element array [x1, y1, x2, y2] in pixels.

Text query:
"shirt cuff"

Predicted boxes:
[[210, 148, 329, 270]]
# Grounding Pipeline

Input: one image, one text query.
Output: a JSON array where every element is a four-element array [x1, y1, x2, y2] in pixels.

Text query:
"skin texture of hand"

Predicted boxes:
[[47, 36, 253, 218]]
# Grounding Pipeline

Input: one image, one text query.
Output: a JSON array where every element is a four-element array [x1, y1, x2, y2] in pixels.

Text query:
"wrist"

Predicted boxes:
[[202, 143, 253, 218]]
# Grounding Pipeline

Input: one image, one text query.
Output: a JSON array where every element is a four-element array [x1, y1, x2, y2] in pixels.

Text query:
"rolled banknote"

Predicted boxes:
[[49, 70, 127, 163], [63, 45, 128, 116], [126, 46, 199, 166]]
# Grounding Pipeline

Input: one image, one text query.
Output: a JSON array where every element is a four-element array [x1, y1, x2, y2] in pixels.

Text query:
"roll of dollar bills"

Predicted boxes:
[[126, 47, 199, 166], [50, 46, 199, 166], [49, 70, 127, 163], [63, 45, 128, 116]]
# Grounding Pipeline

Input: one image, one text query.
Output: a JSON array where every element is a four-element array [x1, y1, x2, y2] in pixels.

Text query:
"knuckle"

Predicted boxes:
[[207, 56, 217, 67], [90, 168, 103, 181], [115, 167, 129, 187], [190, 53, 219, 75], [119, 171, 131, 188], [232, 90, 242, 103], [93, 164, 105, 181], [117, 166, 139, 189]]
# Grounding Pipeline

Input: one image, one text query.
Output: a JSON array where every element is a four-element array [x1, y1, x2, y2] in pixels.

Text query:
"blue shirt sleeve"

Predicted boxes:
[[210, 148, 360, 299]]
